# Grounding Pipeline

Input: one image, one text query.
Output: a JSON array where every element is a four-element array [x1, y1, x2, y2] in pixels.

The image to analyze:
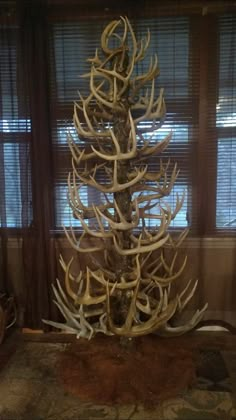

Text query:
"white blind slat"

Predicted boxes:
[[0, 25, 32, 228], [216, 15, 236, 229]]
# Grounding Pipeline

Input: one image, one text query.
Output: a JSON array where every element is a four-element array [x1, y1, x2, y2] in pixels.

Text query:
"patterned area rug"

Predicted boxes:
[[0, 339, 235, 420]]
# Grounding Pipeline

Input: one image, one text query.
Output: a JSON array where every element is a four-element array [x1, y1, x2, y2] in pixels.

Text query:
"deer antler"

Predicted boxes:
[[91, 111, 137, 161], [67, 172, 114, 219], [45, 17, 207, 339], [155, 279, 208, 337], [96, 198, 139, 231], [113, 231, 169, 255], [107, 279, 179, 337], [101, 18, 127, 56], [63, 227, 105, 253], [77, 160, 147, 193], [137, 132, 172, 159]]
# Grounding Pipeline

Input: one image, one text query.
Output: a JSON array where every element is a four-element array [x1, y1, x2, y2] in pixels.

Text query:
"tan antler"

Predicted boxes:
[[91, 111, 137, 161], [44, 16, 207, 340], [77, 160, 147, 193]]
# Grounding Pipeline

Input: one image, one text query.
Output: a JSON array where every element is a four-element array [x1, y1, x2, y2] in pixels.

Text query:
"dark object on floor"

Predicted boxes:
[[0, 294, 16, 344], [196, 349, 231, 392]]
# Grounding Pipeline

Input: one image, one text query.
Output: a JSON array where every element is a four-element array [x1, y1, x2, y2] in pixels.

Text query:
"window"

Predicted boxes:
[[50, 16, 194, 230], [1, 5, 236, 236], [0, 24, 32, 228], [216, 15, 236, 228]]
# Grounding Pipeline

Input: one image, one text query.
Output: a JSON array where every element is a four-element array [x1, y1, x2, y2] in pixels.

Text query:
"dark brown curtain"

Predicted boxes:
[[16, 0, 57, 328], [0, 6, 27, 305]]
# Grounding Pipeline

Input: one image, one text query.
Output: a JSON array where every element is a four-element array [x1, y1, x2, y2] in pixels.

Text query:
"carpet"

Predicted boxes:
[[0, 337, 235, 420]]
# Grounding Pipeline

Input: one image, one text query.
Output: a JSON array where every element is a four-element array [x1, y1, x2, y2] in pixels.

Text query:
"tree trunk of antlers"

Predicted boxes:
[[43, 17, 207, 339]]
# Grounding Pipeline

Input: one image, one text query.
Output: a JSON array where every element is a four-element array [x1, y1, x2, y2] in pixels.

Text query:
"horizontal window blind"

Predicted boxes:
[[1, 4, 234, 236], [50, 20, 109, 229], [49, 16, 198, 231], [216, 15, 236, 230], [0, 24, 32, 228]]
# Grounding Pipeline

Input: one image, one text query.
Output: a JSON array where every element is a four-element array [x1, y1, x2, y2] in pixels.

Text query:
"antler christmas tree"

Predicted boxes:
[[44, 17, 207, 339]]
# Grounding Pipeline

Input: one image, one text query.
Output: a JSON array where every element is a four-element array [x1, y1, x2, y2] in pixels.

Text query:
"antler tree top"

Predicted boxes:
[[44, 17, 207, 338]]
